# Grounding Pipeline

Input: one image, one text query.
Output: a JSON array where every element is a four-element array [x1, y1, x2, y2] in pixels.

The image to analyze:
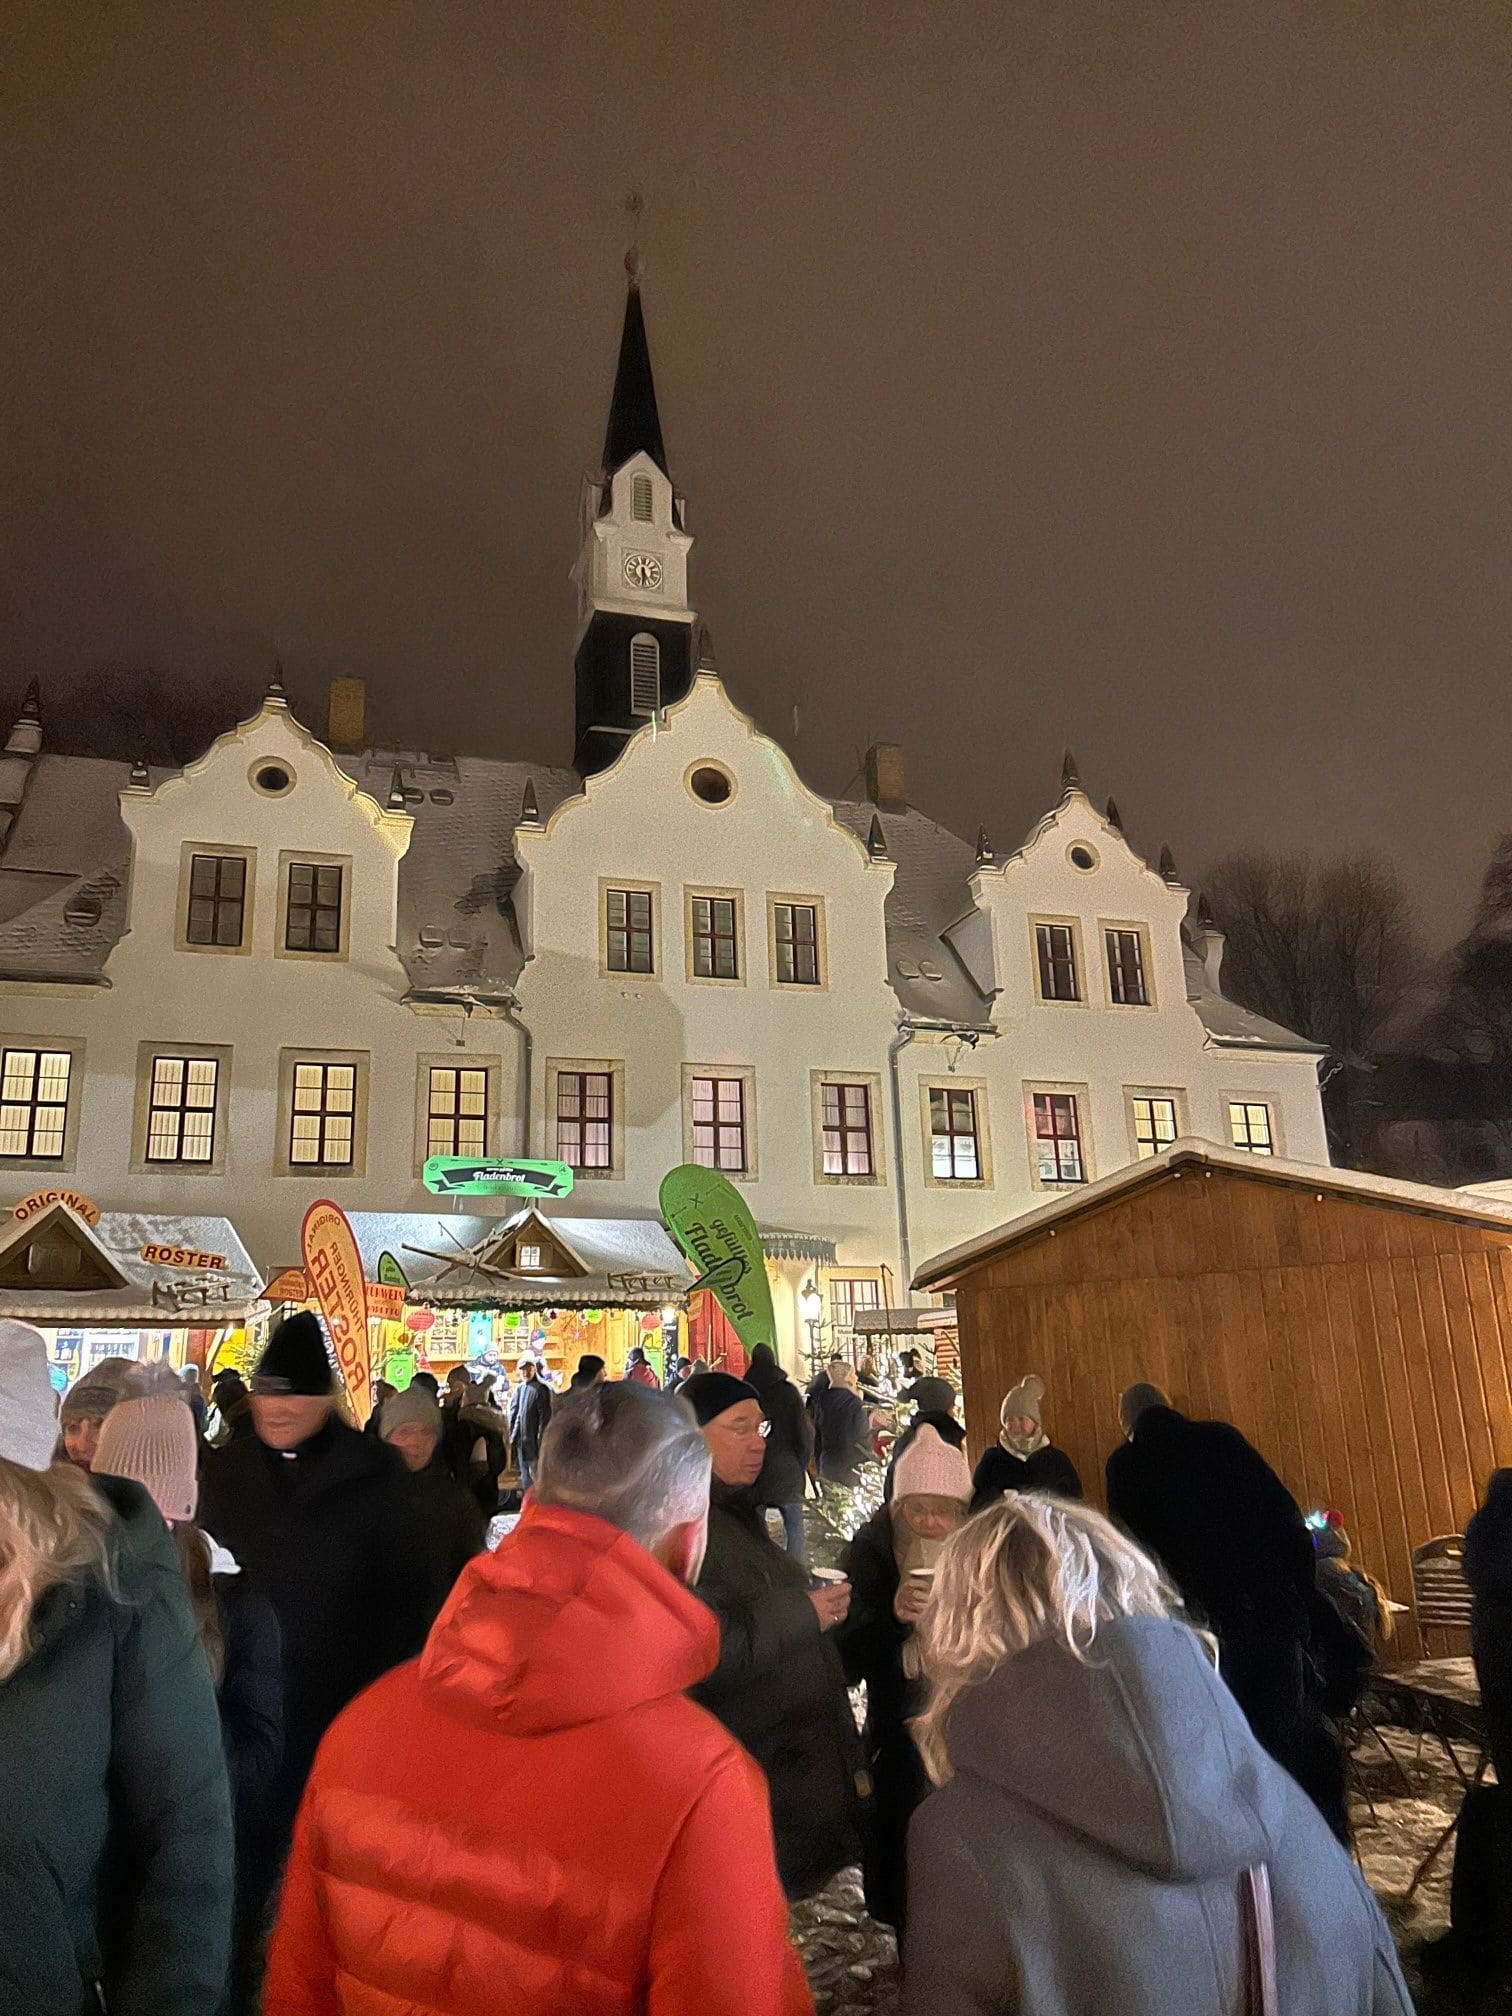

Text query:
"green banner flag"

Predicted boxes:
[[422, 1157, 576, 1200], [377, 1250, 410, 1291], [658, 1164, 776, 1358]]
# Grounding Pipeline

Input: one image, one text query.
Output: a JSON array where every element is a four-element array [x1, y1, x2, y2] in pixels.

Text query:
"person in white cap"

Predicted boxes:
[[836, 1422, 973, 1931], [969, 1372, 1083, 1514], [0, 1320, 233, 2015]]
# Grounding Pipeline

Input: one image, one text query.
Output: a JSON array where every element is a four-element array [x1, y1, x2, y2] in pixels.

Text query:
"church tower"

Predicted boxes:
[[572, 257, 696, 775]]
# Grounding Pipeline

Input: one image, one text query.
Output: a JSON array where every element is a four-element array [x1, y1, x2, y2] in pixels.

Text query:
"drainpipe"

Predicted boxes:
[[499, 988, 533, 1154], [887, 1024, 918, 1304]]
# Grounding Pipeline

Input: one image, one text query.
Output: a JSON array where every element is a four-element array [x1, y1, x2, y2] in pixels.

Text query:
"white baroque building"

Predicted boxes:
[[0, 272, 1328, 1367]]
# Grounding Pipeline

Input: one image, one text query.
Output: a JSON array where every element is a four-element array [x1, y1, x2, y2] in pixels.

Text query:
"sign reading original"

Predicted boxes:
[[13, 1188, 101, 1227]]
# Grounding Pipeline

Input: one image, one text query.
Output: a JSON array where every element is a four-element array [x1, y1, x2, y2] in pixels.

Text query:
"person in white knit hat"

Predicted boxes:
[[835, 1422, 973, 1932], [969, 1372, 1084, 1514]]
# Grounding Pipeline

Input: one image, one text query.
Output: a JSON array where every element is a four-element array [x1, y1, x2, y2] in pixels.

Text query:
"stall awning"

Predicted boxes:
[[0, 1203, 262, 1327], [851, 1305, 956, 1336], [760, 1229, 839, 1264], [345, 1209, 695, 1311]]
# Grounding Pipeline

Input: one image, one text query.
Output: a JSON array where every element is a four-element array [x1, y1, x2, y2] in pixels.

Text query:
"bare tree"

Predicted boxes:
[[1202, 851, 1424, 1169]]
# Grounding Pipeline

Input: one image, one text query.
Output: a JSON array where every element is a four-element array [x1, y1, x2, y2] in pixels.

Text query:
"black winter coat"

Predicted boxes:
[[409, 1458, 487, 1623], [1465, 1469, 1512, 1774], [507, 1377, 553, 1466], [746, 1358, 812, 1506], [836, 1505, 928, 1930], [812, 1385, 869, 1486], [970, 1441, 1084, 1514], [198, 1417, 432, 1834], [213, 1573, 283, 1836], [691, 1480, 865, 1899], [0, 1476, 233, 2016]]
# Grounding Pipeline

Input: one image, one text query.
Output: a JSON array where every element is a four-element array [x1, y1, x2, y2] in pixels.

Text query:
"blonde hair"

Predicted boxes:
[[0, 1455, 116, 1683], [912, 1492, 1207, 1785]]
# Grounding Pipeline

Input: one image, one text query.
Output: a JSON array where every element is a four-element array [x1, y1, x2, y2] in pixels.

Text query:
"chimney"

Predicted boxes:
[[326, 677, 366, 750], [864, 743, 906, 814]]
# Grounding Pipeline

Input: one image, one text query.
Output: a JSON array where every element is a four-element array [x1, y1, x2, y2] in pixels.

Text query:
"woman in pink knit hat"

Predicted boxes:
[[94, 1380, 285, 2011], [834, 1422, 973, 1934]]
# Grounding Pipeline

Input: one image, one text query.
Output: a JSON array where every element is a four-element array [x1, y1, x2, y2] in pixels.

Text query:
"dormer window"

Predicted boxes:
[[631, 474, 654, 522], [630, 635, 660, 717], [516, 1242, 542, 1271]]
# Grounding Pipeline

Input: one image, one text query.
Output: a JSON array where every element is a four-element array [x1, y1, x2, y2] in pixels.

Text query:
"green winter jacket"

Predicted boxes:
[[0, 1474, 234, 2016]]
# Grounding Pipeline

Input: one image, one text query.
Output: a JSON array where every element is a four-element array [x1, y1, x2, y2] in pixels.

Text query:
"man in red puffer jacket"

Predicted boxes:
[[265, 1383, 813, 2016]]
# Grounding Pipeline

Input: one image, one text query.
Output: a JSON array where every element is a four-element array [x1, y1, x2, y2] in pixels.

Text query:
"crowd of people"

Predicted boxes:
[[0, 1307, 1466, 2014]]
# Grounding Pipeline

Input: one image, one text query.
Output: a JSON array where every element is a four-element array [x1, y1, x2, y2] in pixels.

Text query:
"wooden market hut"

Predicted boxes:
[[913, 1139, 1512, 1646]]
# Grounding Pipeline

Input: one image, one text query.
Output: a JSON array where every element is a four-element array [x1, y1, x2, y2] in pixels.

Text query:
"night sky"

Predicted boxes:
[[5, 3, 1510, 937]]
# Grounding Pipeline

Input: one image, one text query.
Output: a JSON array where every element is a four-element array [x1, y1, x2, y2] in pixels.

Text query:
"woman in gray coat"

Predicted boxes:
[[904, 1493, 1413, 2016]]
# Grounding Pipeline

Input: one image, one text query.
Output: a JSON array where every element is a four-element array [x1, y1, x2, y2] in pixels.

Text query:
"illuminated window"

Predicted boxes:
[[631, 474, 654, 522], [606, 889, 654, 973], [1229, 1101, 1275, 1155], [630, 635, 660, 717], [557, 1070, 612, 1171], [0, 1049, 71, 1159], [774, 902, 819, 985], [1035, 923, 1080, 1001], [692, 1076, 747, 1172], [289, 1062, 356, 1166], [427, 1067, 488, 1158], [517, 1243, 542, 1270], [830, 1277, 882, 1338], [1131, 1094, 1178, 1159], [1032, 1092, 1085, 1185], [930, 1087, 980, 1180], [146, 1056, 219, 1164], [186, 854, 247, 947], [1106, 928, 1149, 1005], [821, 1081, 874, 1176], [692, 896, 739, 980], [285, 863, 343, 954]]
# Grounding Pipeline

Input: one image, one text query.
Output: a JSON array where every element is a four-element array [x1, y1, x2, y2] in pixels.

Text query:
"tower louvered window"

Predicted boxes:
[[631, 474, 654, 521], [630, 634, 660, 717]]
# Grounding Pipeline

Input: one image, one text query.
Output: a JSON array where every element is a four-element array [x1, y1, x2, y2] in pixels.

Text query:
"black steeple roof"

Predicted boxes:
[[602, 264, 668, 479]]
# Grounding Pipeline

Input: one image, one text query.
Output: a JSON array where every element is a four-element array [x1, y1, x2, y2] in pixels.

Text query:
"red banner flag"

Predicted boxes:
[[301, 1199, 373, 1423]]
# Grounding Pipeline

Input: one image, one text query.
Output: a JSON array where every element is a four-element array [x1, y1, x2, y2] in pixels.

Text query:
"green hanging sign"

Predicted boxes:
[[422, 1157, 576, 1200], [377, 1250, 410, 1291], [658, 1164, 776, 1359]]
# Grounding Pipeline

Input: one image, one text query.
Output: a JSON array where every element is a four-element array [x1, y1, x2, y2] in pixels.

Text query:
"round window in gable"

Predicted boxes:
[[687, 763, 735, 807], [1068, 843, 1098, 873], [252, 761, 294, 797]]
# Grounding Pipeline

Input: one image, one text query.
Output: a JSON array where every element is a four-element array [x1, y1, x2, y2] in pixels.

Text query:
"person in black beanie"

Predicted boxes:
[[198, 1312, 432, 1966], [683, 1370, 867, 1900]]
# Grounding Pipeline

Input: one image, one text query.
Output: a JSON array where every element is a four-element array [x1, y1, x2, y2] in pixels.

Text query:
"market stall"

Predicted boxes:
[[0, 1197, 263, 1388]]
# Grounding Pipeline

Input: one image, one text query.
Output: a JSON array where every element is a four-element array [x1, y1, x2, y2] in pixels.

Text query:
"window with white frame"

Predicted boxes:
[[1035, 922, 1081, 1001], [605, 888, 655, 974], [1032, 1091, 1086, 1185], [629, 634, 660, 717], [0, 1048, 71, 1159], [185, 854, 248, 948], [830, 1277, 882, 1339], [692, 1075, 748, 1172], [1105, 927, 1150, 1006], [289, 1061, 357, 1167], [1130, 1093, 1179, 1160], [631, 474, 654, 522], [145, 1056, 219, 1164], [773, 901, 820, 985], [285, 863, 344, 954], [691, 895, 739, 980], [517, 1242, 543, 1270], [427, 1066, 488, 1159], [929, 1086, 981, 1180], [820, 1081, 875, 1177], [1228, 1101, 1275, 1155], [556, 1070, 613, 1171]]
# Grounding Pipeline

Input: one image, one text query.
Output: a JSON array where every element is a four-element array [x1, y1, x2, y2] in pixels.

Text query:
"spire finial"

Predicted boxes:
[[520, 777, 541, 828], [127, 752, 151, 791], [1105, 795, 1123, 832], [387, 766, 407, 811], [1159, 844, 1179, 885], [267, 657, 287, 700], [1196, 891, 1218, 931], [975, 825, 995, 867], [19, 678, 40, 722], [867, 813, 890, 860], [603, 229, 668, 476], [624, 192, 645, 284], [697, 626, 717, 674], [1060, 748, 1082, 797]]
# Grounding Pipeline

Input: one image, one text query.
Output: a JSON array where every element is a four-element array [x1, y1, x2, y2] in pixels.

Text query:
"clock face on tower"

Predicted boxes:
[[623, 551, 664, 591]]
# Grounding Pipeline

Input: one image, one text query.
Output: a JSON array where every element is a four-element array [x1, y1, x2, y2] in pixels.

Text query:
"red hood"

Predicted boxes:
[[419, 1500, 718, 1736]]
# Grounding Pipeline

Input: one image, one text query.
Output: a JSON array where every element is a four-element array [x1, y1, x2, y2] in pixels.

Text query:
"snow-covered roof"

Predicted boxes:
[[0, 1203, 262, 1325], [912, 1135, 1512, 1291], [343, 1209, 693, 1308], [831, 801, 989, 1023]]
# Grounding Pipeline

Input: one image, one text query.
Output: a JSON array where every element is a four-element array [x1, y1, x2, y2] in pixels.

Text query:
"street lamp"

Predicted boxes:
[[799, 1277, 824, 1372]]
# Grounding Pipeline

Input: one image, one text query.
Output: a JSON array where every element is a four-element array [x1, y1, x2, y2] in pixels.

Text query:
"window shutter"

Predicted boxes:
[[630, 634, 660, 717], [631, 475, 654, 521]]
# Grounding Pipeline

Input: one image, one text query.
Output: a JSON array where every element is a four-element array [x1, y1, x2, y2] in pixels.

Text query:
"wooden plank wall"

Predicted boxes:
[[954, 1166, 1512, 1655]]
